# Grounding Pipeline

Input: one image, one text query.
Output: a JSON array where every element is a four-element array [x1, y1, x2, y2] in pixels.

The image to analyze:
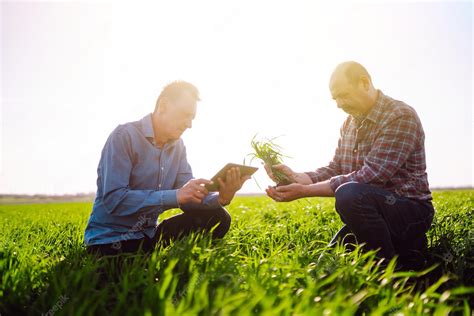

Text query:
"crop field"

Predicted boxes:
[[0, 190, 473, 315]]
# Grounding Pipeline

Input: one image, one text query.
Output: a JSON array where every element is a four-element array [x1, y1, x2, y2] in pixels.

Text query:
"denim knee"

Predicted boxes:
[[334, 182, 362, 216], [212, 207, 232, 238]]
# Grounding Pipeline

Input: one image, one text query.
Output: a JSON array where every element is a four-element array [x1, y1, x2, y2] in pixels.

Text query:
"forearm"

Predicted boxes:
[[102, 188, 178, 216], [180, 192, 223, 212], [304, 180, 335, 197], [305, 164, 341, 184]]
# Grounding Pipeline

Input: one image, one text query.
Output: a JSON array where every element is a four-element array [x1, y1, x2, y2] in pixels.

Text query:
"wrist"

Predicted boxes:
[[218, 195, 230, 206], [295, 172, 313, 185], [301, 184, 314, 198]]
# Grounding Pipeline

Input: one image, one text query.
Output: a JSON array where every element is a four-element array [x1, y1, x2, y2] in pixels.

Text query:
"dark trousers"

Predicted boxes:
[[87, 207, 231, 256], [331, 182, 434, 264]]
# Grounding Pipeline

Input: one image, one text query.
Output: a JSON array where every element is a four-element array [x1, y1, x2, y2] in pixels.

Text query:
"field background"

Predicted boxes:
[[0, 190, 472, 315]]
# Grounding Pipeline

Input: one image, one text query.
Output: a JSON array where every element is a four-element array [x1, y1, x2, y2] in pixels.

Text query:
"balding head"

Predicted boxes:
[[330, 61, 373, 88], [329, 61, 378, 116]]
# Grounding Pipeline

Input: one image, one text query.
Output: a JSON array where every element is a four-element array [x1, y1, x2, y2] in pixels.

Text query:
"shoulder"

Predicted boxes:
[[382, 95, 421, 124], [106, 119, 144, 148], [174, 138, 187, 152], [110, 118, 144, 139]]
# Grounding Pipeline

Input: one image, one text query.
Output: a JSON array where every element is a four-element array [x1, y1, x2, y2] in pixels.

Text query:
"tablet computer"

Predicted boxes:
[[205, 163, 258, 191]]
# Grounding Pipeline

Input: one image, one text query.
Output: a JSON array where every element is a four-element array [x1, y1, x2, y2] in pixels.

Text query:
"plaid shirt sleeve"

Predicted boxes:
[[329, 114, 419, 192]]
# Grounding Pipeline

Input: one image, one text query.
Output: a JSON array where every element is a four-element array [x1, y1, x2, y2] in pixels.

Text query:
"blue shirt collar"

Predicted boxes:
[[141, 113, 155, 140]]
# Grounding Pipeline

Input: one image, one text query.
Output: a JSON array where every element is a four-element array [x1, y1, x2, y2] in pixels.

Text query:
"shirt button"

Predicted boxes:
[[353, 149, 358, 153], [158, 184, 162, 188], [161, 166, 164, 170]]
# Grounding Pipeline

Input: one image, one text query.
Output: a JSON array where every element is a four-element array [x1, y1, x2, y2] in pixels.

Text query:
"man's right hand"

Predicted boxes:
[[264, 164, 312, 185], [177, 178, 213, 205]]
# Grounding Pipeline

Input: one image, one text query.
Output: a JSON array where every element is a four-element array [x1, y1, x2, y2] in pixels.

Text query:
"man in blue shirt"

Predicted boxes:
[[85, 81, 250, 256]]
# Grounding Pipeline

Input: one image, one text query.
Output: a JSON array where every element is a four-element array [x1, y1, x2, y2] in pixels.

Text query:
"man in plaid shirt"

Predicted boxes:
[[265, 61, 434, 268]]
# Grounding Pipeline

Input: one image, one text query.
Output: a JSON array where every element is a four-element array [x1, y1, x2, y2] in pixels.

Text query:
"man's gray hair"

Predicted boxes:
[[155, 81, 200, 111]]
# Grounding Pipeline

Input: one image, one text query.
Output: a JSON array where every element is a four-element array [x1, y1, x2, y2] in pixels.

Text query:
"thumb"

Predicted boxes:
[[217, 177, 225, 189], [264, 163, 273, 173], [275, 185, 290, 192]]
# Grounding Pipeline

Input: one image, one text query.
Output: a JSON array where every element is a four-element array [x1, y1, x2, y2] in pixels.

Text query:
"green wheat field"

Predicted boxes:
[[1, 190, 473, 315]]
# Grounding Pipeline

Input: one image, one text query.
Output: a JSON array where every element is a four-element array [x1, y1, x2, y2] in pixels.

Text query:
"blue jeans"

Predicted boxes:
[[332, 182, 434, 261], [87, 207, 231, 256]]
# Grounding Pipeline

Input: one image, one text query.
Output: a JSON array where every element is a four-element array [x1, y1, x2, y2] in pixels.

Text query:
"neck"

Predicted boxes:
[[361, 88, 379, 115], [151, 113, 168, 147], [368, 88, 379, 108]]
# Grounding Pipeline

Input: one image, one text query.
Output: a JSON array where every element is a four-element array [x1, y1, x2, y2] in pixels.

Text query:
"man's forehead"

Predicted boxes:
[[329, 66, 349, 92], [174, 92, 197, 108], [329, 77, 348, 95], [329, 71, 349, 93]]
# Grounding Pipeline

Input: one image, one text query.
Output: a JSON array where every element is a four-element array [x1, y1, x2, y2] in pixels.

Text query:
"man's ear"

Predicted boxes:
[[359, 76, 370, 91], [156, 97, 169, 114]]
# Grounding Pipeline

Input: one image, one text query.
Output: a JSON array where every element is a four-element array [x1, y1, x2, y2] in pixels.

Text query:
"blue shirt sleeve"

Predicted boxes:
[[98, 127, 179, 217]]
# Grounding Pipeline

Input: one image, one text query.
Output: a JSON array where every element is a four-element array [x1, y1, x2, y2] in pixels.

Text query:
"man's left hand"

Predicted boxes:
[[217, 167, 251, 205], [266, 183, 308, 202]]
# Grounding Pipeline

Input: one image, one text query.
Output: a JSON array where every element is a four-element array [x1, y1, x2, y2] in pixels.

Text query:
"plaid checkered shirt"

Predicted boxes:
[[306, 91, 432, 200]]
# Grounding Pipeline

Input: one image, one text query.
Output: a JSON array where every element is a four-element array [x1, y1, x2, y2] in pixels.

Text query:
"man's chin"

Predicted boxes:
[[342, 109, 354, 115], [342, 108, 359, 116], [172, 131, 185, 140]]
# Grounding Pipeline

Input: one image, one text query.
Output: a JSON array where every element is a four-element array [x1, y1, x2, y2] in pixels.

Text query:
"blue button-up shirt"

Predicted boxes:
[[84, 114, 221, 246]]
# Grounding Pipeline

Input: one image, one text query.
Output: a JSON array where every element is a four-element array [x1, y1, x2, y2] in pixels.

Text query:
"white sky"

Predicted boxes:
[[1, 0, 472, 194]]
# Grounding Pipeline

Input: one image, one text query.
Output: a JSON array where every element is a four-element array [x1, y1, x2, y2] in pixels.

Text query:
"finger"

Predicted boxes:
[[191, 183, 209, 196], [230, 167, 239, 182], [275, 185, 291, 192], [191, 196, 203, 204], [193, 178, 213, 185], [226, 169, 235, 183], [265, 188, 273, 198], [272, 164, 284, 170], [264, 163, 274, 175], [193, 190, 206, 201], [267, 188, 282, 202], [234, 167, 241, 179], [264, 163, 271, 173], [265, 187, 276, 199], [217, 177, 225, 190], [188, 192, 203, 204], [199, 186, 209, 196], [267, 185, 279, 197]]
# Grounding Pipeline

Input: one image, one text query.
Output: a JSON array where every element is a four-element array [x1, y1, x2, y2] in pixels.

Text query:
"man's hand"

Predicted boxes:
[[265, 183, 308, 202], [177, 178, 213, 205], [264, 164, 312, 185], [217, 167, 251, 205]]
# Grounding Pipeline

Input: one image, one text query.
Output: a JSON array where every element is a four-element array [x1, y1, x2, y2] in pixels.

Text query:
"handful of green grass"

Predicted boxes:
[[247, 135, 291, 185]]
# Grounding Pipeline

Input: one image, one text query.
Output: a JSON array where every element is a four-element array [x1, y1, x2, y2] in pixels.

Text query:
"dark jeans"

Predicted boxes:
[[331, 182, 434, 262], [87, 207, 231, 256]]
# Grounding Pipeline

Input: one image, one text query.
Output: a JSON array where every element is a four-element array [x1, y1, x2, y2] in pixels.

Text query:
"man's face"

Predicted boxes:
[[161, 92, 197, 140], [329, 74, 369, 116]]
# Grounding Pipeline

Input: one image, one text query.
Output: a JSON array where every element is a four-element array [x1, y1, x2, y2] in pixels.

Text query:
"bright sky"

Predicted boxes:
[[1, 0, 472, 194]]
